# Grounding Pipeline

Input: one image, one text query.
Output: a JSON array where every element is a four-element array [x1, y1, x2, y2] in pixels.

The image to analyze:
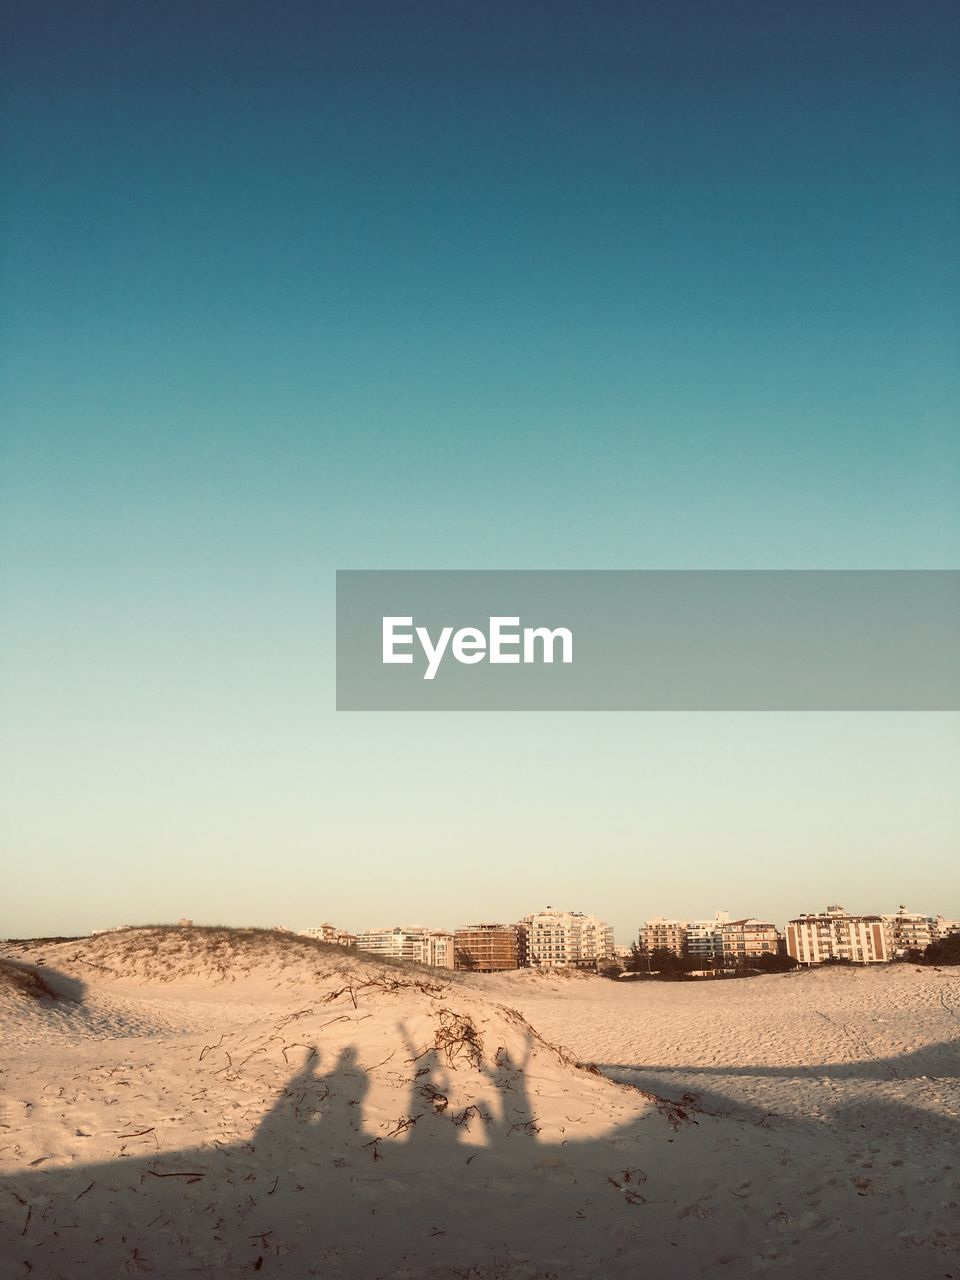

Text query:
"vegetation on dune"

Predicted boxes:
[[18, 924, 451, 986], [0, 958, 60, 1001], [89, 925, 347, 961], [3, 936, 86, 948]]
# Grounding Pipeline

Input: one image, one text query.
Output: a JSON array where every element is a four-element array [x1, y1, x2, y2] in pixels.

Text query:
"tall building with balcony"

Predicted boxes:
[[786, 906, 888, 965], [720, 918, 781, 965], [638, 917, 687, 958], [354, 926, 454, 969], [517, 908, 614, 969], [881, 907, 937, 957], [454, 924, 520, 972], [423, 931, 454, 969], [685, 912, 730, 963]]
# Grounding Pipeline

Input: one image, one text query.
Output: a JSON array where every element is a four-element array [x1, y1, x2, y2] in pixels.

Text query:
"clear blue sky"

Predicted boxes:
[[2, 1, 958, 941]]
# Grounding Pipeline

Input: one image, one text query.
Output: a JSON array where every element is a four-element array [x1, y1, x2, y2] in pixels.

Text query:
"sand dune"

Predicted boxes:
[[1, 929, 958, 1277]]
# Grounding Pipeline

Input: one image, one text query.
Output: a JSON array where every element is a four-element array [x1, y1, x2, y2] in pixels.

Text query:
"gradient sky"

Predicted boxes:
[[2, 1, 958, 942]]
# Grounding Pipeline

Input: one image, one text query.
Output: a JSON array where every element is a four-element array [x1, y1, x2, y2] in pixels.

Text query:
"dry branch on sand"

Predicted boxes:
[[435, 1009, 484, 1070], [322, 972, 446, 1009], [405, 1008, 485, 1071]]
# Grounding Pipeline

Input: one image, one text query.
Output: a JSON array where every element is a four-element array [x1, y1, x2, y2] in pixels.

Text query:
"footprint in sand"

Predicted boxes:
[[677, 1201, 713, 1220]]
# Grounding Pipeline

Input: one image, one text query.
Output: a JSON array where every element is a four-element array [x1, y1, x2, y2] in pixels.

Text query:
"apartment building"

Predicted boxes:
[[517, 908, 614, 969], [786, 906, 888, 965], [638, 917, 687, 958], [423, 931, 454, 969], [881, 907, 937, 957], [634, 912, 780, 968], [300, 924, 357, 948], [935, 916, 960, 940], [354, 926, 455, 969], [454, 924, 519, 972], [685, 912, 730, 963], [721, 918, 780, 965]]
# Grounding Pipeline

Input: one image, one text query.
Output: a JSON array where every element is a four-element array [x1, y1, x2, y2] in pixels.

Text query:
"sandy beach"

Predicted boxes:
[[1, 929, 958, 1278]]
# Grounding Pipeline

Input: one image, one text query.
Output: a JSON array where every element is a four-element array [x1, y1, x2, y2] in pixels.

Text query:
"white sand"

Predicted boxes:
[[1, 931, 958, 1278]]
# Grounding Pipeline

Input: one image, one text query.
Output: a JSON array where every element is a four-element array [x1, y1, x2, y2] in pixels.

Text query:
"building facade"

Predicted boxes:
[[517, 909, 615, 969], [720, 918, 781, 965], [354, 927, 455, 969], [638, 917, 687, 958], [881, 907, 937, 957], [685, 912, 730, 963], [300, 924, 357, 948], [786, 907, 888, 965], [454, 924, 520, 972]]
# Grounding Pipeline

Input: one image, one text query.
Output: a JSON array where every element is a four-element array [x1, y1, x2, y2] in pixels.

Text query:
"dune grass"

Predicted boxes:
[[29, 924, 450, 986], [0, 958, 60, 1001]]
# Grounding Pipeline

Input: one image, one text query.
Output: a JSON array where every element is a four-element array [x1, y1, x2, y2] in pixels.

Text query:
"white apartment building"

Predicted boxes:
[[786, 906, 888, 965], [685, 912, 730, 963], [881, 907, 937, 957], [354, 926, 454, 969], [300, 924, 357, 947], [935, 916, 960, 940], [517, 909, 614, 969]]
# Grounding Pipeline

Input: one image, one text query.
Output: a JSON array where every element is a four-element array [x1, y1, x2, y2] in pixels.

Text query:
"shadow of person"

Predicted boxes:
[[255, 1045, 370, 1155], [4, 1041, 960, 1280], [397, 1024, 468, 1150], [413, 1048, 477, 1149]]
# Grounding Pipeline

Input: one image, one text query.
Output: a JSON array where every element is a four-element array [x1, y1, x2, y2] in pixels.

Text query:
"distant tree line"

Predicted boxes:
[[621, 940, 797, 980]]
